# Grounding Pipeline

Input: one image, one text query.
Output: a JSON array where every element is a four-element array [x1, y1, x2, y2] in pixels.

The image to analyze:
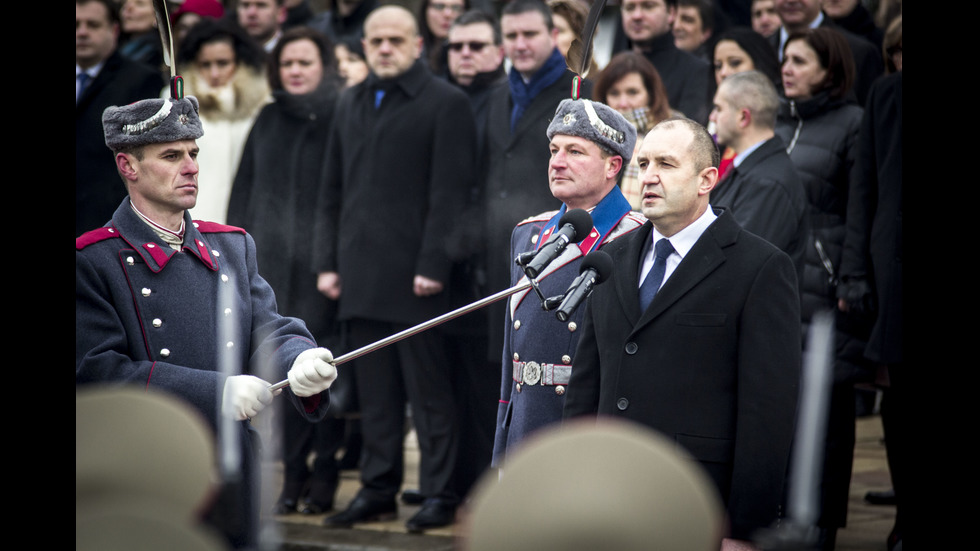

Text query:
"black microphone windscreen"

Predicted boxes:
[[558, 208, 594, 242], [579, 250, 614, 283]]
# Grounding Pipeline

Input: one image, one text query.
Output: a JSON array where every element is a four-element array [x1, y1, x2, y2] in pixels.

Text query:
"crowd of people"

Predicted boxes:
[[76, 0, 903, 549]]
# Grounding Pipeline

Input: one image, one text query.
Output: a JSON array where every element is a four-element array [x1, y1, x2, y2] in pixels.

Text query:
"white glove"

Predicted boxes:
[[222, 374, 276, 420], [287, 347, 337, 397]]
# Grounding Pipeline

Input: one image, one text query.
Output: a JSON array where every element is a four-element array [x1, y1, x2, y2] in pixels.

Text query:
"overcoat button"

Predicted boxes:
[[514, 320, 521, 330], [561, 355, 571, 364], [152, 318, 162, 328], [513, 353, 520, 361], [126, 256, 135, 265], [142, 288, 151, 297], [617, 397, 629, 410], [516, 383, 522, 393], [567, 322, 577, 332], [625, 342, 638, 354], [555, 385, 565, 396], [160, 348, 171, 358]]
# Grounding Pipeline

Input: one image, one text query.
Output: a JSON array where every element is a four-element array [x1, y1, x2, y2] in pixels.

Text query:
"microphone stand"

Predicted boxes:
[[269, 280, 533, 392]]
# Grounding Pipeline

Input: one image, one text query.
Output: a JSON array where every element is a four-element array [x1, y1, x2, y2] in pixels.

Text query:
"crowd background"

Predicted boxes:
[[76, 0, 902, 548]]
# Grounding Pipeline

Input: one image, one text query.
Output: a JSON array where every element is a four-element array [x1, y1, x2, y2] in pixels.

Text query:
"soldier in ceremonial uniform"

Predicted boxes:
[[75, 95, 338, 548], [492, 98, 646, 467]]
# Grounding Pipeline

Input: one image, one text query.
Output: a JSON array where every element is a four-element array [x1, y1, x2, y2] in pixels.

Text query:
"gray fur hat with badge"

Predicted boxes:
[[102, 96, 204, 152], [547, 99, 637, 164]]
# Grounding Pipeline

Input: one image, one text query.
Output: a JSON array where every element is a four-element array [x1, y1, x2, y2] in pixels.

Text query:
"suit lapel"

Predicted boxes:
[[631, 211, 738, 332], [613, 222, 651, 326]]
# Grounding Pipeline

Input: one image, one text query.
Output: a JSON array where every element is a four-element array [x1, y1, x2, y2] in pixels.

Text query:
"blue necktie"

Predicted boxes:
[[374, 89, 385, 109], [77, 72, 91, 104], [639, 238, 674, 312]]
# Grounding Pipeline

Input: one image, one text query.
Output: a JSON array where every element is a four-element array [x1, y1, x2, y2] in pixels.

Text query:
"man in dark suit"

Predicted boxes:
[[709, 70, 807, 284], [611, 0, 710, 123], [484, 0, 591, 364], [563, 118, 800, 549], [313, 4, 476, 533], [76, 0, 165, 237]]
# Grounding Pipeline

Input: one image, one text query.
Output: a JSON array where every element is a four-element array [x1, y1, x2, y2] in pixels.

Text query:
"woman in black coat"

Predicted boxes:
[[774, 27, 870, 549], [227, 26, 346, 516]]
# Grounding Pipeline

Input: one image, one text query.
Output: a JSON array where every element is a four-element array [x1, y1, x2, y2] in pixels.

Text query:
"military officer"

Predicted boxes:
[[76, 95, 337, 548], [492, 98, 646, 467]]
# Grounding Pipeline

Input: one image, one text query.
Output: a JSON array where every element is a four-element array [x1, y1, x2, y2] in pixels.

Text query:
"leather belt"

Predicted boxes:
[[512, 361, 571, 386]]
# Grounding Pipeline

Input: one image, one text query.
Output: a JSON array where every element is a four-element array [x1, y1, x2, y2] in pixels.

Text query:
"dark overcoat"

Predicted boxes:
[[839, 72, 903, 364], [563, 210, 801, 540], [710, 136, 809, 286], [76, 51, 165, 237], [312, 60, 476, 326], [227, 86, 340, 341]]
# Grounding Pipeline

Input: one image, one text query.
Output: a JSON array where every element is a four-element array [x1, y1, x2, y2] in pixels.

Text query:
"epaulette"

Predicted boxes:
[[516, 210, 559, 226], [76, 227, 120, 250], [192, 220, 247, 235], [624, 211, 647, 225]]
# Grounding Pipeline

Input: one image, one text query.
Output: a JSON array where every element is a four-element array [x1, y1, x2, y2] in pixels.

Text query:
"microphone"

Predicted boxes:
[[555, 250, 613, 322], [520, 209, 594, 279]]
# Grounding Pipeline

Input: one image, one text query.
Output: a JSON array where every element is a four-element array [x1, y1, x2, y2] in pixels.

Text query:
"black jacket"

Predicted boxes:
[[710, 136, 809, 285], [312, 60, 477, 325], [228, 83, 341, 341], [839, 72, 903, 364], [76, 51, 165, 237], [564, 211, 800, 540]]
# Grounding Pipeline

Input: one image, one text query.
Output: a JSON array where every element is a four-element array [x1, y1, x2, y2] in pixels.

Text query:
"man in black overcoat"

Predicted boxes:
[[313, 4, 477, 533], [76, 0, 165, 237], [709, 70, 808, 284], [564, 118, 801, 549]]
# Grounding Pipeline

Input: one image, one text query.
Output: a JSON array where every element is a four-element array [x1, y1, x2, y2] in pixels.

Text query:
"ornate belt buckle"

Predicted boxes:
[[523, 361, 541, 386]]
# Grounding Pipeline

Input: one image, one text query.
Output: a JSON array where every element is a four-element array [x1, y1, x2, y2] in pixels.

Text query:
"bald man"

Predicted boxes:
[[313, 5, 478, 533]]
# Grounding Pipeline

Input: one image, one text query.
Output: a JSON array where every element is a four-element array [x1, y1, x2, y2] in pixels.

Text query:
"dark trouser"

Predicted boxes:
[[348, 318, 459, 503], [279, 401, 344, 505], [881, 364, 903, 540]]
